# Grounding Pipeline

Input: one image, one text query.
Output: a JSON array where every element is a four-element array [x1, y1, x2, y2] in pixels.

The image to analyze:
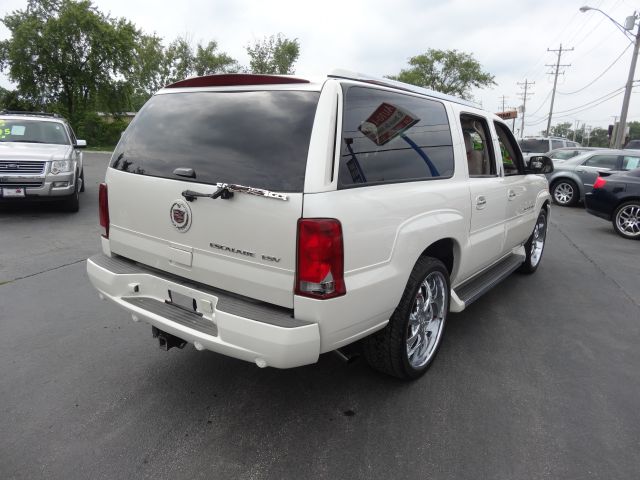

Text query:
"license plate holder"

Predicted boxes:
[[1, 187, 26, 198], [167, 289, 201, 315]]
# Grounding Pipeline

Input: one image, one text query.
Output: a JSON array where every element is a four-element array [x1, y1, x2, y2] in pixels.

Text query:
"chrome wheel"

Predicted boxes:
[[553, 182, 574, 205], [406, 271, 447, 369], [615, 203, 640, 238], [530, 213, 547, 267]]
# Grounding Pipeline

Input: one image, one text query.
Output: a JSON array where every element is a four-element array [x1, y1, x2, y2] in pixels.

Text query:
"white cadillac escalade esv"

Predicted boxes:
[[86, 70, 553, 380]]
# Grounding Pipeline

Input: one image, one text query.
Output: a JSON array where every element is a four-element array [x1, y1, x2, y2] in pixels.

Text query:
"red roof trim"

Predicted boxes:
[[165, 74, 310, 89]]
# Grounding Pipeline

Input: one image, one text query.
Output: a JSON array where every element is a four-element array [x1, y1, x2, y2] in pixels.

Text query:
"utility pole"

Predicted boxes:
[[572, 119, 580, 141], [498, 95, 508, 112], [614, 15, 640, 148], [610, 116, 618, 147], [517, 80, 535, 139], [545, 44, 574, 137]]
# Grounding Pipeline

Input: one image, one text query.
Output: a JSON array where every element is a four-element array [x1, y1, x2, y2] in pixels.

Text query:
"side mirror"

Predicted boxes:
[[75, 139, 87, 149], [526, 155, 553, 174]]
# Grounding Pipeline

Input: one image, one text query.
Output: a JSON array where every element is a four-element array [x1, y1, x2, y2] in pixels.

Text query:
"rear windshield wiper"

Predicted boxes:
[[182, 183, 289, 202]]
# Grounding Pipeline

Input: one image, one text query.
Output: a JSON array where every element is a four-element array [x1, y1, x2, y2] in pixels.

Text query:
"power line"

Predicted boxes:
[[558, 43, 632, 95], [553, 88, 638, 119], [528, 90, 553, 117], [524, 83, 640, 126], [555, 84, 633, 114]]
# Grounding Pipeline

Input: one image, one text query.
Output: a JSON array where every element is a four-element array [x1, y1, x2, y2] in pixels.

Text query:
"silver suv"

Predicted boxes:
[[519, 136, 581, 158], [0, 111, 86, 212]]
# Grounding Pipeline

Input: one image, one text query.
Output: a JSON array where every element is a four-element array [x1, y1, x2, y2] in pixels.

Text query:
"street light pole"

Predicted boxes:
[[615, 25, 640, 148], [580, 6, 639, 149]]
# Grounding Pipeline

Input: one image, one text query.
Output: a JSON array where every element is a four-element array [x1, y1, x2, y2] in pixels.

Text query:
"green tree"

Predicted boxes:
[[130, 33, 166, 99], [0, 0, 138, 124], [194, 41, 238, 76], [0, 86, 40, 110], [129, 35, 238, 109], [627, 121, 640, 140], [587, 128, 609, 147], [388, 49, 496, 99], [549, 122, 573, 138], [246, 34, 300, 74]]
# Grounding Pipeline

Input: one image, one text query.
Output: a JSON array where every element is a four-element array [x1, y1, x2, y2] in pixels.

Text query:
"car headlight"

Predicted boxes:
[[50, 160, 73, 174]]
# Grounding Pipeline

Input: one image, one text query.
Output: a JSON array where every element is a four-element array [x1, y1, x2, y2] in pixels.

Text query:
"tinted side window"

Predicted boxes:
[[111, 91, 320, 192], [338, 86, 453, 188], [553, 150, 578, 160], [551, 140, 563, 150], [583, 155, 618, 169], [461, 114, 496, 176], [494, 121, 524, 176], [622, 156, 640, 170], [519, 139, 549, 153]]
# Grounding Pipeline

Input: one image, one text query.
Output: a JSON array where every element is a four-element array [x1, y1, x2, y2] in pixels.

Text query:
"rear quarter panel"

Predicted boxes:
[[298, 94, 471, 351]]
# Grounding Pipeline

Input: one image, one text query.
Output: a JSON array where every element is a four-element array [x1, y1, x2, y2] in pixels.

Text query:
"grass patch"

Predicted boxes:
[[85, 146, 115, 152]]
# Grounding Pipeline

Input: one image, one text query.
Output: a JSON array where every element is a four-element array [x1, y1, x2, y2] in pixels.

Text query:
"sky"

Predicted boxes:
[[1, 0, 639, 137]]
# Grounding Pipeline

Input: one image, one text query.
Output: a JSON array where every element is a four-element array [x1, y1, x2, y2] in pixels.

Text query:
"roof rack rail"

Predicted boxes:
[[327, 69, 477, 108], [0, 110, 61, 118]]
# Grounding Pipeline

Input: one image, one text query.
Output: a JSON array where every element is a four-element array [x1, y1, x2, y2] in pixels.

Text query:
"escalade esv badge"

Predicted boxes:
[[169, 199, 192, 232]]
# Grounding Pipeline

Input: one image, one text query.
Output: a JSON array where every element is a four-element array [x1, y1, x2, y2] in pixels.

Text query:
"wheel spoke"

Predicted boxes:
[[407, 328, 422, 358], [405, 270, 449, 369]]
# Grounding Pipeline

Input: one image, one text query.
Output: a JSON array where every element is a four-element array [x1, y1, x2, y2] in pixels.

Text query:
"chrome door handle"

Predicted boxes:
[[476, 195, 487, 209]]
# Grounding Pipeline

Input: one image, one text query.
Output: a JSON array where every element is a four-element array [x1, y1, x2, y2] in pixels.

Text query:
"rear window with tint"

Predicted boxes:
[[338, 86, 454, 188], [111, 90, 320, 192], [519, 139, 549, 153]]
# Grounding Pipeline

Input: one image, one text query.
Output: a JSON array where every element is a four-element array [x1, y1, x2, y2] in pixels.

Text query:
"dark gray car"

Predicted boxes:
[[545, 149, 640, 206]]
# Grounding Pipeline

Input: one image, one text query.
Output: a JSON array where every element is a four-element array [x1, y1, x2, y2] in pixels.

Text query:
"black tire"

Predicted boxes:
[[519, 208, 548, 274], [612, 201, 640, 240], [363, 256, 450, 380], [551, 179, 579, 207], [61, 182, 80, 213], [79, 169, 85, 193]]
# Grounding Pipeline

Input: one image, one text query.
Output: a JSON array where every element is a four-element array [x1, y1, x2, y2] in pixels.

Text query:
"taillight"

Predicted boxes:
[[593, 176, 607, 189], [99, 183, 109, 238], [295, 219, 345, 299]]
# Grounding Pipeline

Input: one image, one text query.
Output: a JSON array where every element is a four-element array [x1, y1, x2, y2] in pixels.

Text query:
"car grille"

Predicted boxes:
[[0, 181, 44, 188], [0, 161, 46, 174]]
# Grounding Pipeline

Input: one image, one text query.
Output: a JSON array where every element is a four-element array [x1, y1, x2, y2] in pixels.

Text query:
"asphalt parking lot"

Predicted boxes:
[[1, 152, 639, 480]]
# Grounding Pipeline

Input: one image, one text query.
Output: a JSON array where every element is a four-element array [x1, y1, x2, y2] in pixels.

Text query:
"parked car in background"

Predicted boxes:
[[519, 136, 581, 158], [0, 111, 86, 212], [545, 149, 640, 206], [624, 139, 640, 149], [547, 146, 599, 162], [585, 169, 640, 240]]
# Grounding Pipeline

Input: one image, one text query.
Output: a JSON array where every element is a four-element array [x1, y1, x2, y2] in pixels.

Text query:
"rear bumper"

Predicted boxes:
[[584, 191, 614, 220], [86, 254, 320, 369]]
